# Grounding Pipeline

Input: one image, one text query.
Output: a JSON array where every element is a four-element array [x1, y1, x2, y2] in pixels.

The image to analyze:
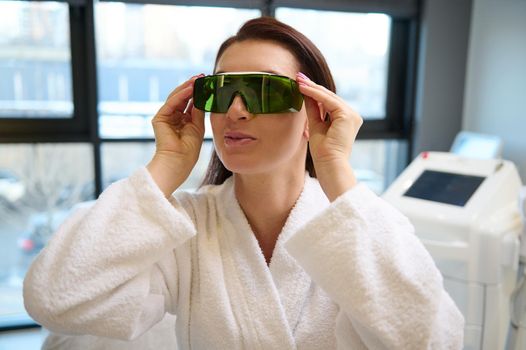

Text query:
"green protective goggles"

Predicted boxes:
[[193, 72, 304, 114]]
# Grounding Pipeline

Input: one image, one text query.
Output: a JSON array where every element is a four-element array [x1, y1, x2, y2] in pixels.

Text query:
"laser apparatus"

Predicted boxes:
[[383, 151, 524, 350]]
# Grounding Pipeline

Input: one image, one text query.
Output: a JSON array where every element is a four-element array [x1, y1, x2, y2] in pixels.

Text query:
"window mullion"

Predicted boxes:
[[69, 0, 102, 195]]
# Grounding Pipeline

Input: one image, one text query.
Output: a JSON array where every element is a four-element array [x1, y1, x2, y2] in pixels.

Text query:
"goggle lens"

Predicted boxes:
[[193, 73, 303, 114]]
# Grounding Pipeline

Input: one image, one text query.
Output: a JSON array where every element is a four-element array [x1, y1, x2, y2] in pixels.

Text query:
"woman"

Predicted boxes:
[[24, 17, 464, 349]]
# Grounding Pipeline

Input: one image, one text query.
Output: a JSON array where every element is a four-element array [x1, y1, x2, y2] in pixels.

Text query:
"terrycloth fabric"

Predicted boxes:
[[24, 168, 464, 349], [42, 314, 177, 350]]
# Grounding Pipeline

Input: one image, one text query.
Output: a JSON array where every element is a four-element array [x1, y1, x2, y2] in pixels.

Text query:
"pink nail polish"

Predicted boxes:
[[298, 72, 310, 80]]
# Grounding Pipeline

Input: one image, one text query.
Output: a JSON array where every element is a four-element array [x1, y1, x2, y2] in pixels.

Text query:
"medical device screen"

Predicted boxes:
[[403, 170, 485, 206]]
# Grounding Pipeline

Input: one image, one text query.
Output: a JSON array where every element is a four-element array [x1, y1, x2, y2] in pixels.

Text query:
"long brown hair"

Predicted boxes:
[[200, 16, 336, 186]]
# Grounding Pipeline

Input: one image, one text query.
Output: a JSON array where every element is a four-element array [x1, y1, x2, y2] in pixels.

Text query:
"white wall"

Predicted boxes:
[[462, 0, 526, 182]]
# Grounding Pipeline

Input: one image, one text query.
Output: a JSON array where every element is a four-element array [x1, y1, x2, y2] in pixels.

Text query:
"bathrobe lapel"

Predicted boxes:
[[269, 176, 329, 333], [217, 175, 329, 348]]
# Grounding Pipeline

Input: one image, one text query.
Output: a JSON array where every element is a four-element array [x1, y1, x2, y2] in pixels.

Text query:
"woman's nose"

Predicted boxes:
[[226, 94, 253, 121]]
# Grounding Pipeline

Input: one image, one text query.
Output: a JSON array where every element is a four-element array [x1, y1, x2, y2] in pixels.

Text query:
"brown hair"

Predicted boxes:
[[200, 16, 336, 186]]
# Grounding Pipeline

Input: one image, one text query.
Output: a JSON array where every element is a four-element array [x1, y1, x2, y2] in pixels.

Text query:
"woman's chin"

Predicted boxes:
[[225, 164, 260, 175], [222, 159, 266, 175]]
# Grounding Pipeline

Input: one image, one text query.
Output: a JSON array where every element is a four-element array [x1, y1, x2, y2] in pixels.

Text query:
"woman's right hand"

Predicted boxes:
[[147, 74, 205, 197]]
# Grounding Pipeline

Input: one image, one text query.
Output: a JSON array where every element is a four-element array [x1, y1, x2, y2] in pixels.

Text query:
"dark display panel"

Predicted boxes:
[[404, 170, 485, 206]]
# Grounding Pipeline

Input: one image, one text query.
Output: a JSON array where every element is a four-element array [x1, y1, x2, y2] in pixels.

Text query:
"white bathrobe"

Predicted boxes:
[[24, 168, 464, 349], [41, 314, 178, 350]]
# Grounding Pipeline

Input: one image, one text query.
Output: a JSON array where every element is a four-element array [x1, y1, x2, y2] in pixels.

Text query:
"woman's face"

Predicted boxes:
[[211, 40, 309, 176]]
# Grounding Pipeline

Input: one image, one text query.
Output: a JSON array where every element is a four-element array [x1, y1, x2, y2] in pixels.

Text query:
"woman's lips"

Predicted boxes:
[[224, 131, 257, 147]]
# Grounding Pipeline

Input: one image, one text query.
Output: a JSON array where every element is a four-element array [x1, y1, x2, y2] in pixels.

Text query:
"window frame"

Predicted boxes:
[[0, 0, 420, 330]]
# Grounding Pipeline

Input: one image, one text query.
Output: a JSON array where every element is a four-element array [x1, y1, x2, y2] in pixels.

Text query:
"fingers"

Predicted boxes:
[[157, 84, 194, 117], [167, 74, 204, 100], [189, 99, 205, 132], [296, 72, 348, 117], [159, 74, 205, 116], [297, 72, 363, 129], [304, 95, 328, 134]]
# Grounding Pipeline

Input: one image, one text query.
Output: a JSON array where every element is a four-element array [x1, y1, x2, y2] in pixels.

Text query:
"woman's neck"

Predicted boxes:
[[234, 168, 305, 264]]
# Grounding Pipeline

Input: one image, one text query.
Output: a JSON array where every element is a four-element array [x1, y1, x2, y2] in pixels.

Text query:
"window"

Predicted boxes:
[[101, 142, 214, 190], [0, 143, 94, 328], [96, 4, 260, 138], [351, 139, 408, 194], [0, 0, 418, 329], [276, 7, 413, 191], [0, 1, 73, 119], [276, 8, 391, 119]]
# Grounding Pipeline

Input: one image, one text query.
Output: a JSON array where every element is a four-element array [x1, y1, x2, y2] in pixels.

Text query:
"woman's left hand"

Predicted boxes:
[[296, 72, 363, 201]]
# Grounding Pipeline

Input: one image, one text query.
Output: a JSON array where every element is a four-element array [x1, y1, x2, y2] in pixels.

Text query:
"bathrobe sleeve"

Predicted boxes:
[[285, 183, 465, 350], [23, 167, 197, 340]]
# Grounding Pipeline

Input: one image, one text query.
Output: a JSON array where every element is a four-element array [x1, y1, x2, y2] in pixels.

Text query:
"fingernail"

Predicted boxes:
[[191, 73, 205, 80], [297, 72, 310, 80]]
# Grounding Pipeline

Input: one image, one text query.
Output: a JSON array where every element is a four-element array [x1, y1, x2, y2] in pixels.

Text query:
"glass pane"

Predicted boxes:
[[0, 1, 73, 118], [101, 140, 406, 196], [351, 139, 407, 194], [96, 4, 260, 138], [276, 8, 391, 119], [102, 141, 214, 190], [0, 144, 94, 326]]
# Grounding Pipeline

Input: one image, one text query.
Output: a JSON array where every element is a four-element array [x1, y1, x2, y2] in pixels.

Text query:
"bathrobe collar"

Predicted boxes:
[[216, 173, 330, 348]]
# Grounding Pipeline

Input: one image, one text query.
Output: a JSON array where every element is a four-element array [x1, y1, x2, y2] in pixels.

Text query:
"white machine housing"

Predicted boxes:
[[383, 152, 523, 350]]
